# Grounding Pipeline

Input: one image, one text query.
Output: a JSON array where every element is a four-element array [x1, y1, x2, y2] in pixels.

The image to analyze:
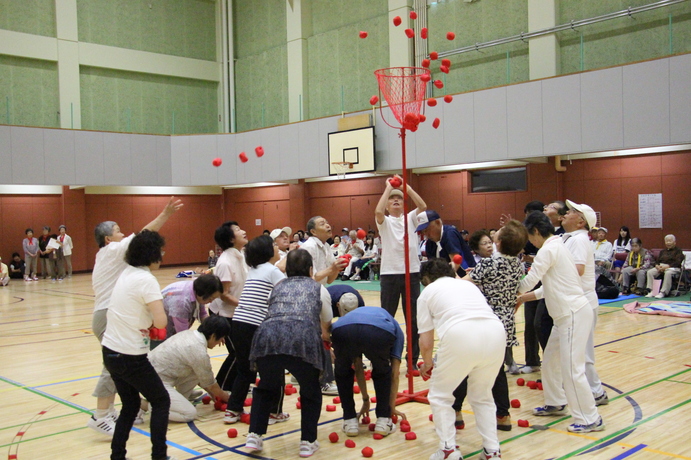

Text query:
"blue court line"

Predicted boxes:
[[595, 320, 690, 348], [187, 421, 272, 459], [0, 318, 39, 325], [32, 375, 98, 389], [609, 444, 647, 460]]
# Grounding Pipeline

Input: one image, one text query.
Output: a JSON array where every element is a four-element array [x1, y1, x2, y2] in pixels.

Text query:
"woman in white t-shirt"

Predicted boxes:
[[101, 230, 176, 460], [226, 235, 287, 424]]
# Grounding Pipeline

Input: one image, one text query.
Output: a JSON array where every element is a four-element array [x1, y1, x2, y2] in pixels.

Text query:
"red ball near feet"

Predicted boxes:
[[240, 413, 251, 424], [516, 378, 525, 386], [329, 432, 339, 443], [400, 423, 411, 432], [368, 423, 376, 431], [244, 398, 252, 407], [362, 415, 371, 424], [333, 396, 341, 404], [326, 405, 337, 412], [354, 385, 361, 394], [517, 419, 530, 428], [392, 414, 398, 424], [227, 428, 237, 438], [511, 399, 521, 408], [405, 432, 417, 440], [370, 397, 377, 403], [362, 446, 374, 457], [429, 414, 434, 421], [345, 439, 356, 448], [202, 395, 212, 405], [373, 433, 383, 440]]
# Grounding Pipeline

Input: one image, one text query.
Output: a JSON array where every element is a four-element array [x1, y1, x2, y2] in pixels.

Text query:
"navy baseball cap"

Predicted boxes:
[[415, 210, 441, 232]]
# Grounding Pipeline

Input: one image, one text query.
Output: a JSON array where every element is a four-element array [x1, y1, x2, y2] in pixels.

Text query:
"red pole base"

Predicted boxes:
[[395, 389, 429, 406]]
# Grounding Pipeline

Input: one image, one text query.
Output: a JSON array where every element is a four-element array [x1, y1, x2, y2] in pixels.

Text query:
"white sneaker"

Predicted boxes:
[[299, 440, 319, 458], [133, 408, 146, 425], [87, 415, 115, 437], [351, 274, 361, 281], [654, 292, 666, 299], [645, 291, 655, 298], [224, 409, 245, 424], [342, 417, 359, 436], [321, 382, 339, 395], [374, 417, 396, 436], [429, 448, 462, 460], [268, 412, 290, 425], [188, 389, 204, 401], [520, 365, 540, 374], [245, 433, 263, 452]]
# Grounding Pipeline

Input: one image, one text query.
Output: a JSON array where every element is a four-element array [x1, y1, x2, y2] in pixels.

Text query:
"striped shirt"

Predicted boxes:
[[232, 263, 286, 327]]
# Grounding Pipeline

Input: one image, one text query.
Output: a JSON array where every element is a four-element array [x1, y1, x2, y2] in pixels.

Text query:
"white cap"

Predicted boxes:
[[565, 200, 597, 229], [337, 293, 359, 317], [269, 227, 292, 240]]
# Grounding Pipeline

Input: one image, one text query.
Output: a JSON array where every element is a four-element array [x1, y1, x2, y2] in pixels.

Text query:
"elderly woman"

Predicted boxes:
[[245, 249, 333, 458], [516, 212, 604, 434], [469, 230, 494, 264], [101, 230, 175, 460], [621, 238, 655, 295]]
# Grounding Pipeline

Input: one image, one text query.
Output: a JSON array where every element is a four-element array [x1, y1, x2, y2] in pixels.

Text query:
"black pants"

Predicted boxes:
[[332, 324, 395, 419], [251, 355, 321, 442], [523, 299, 541, 367], [213, 315, 237, 391], [380, 272, 420, 364], [452, 366, 509, 417], [228, 321, 284, 413], [103, 347, 170, 460], [534, 299, 553, 351]]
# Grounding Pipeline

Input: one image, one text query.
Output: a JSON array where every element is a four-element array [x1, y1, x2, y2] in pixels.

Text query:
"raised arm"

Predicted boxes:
[[142, 196, 183, 233], [406, 182, 426, 213], [375, 178, 394, 225]]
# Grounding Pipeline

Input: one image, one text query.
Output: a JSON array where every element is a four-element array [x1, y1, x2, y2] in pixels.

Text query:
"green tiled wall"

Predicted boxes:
[[233, 0, 288, 131], [427, 0, 529, 95], [307, 0, 389, 119], [77, 0, 216, 61], [560, 0, 691, 74], [0, 55, 59, 127], [0, 0, 56, 37], [80, 66, 218, 134]]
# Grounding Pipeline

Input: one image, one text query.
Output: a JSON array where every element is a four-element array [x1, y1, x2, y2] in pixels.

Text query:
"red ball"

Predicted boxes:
[[400, 419, 410, 427], [214, 401, 223, 411], [240, 413, 251, 424], [296, 401, 302, 409], [434, 80, 444, 89], [329, 432, 339, 443], [361, 416, 371, 425], [447, 31, 456, 40], [286, 383, 293, 389], [441, 58, 451, 67], [326, 405, 337, 412], [369, 95, 379, 106], [255, 146, 264, 158], [220, 403, 227, 411], [202, 395, 212, 405], [511, 399, 521, 408], [537, 382, 543, 391], [244, 398, 252, 407], [227, 428, 237, 438], [212, 157, 222, 167], [364, 370, 372, 380], [516, 378, 525, 386], [440, 65, 449, 74], [432, 118, 440, 129], [373, 433, 383, 440], [239, 152, 248, 163], [421, 27, 428, 39], [409, 11, 418, 20], [362, 446, 374, 457], [354, 385, 361, 394], [359, 31, 368, 39], [421, 74, 431, 83], [405, 432, 417, 440], [368, 423, 376, 431], [370, 396, 377, 403], [400, 423, 411, 432], [419, 114, 427, 123], [430, 51, 439, 60], [428, 414, 434, 421], [392, 414, 398, 424], [333, 396, 341, 404], [345, 439, 356, 448], [421, 59, 430, 68], [517, 419, 530, 428], [393, 16, 402, 26], [405, 28, 414, 38], [452, 254, 463, 264], [444, 95, 453, 103], [389, 177, 402, 188], [357, 229, 366, 240], [427, 98, 437, 107], [418, 361, 424, 368], [527, 381, 537, 389]]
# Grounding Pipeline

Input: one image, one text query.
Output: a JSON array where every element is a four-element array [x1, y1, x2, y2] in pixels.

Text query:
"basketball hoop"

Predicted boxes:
[[331, 161, 353, 180]]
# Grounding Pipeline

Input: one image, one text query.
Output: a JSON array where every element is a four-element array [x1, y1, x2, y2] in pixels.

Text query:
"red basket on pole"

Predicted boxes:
[[374, 67, 431, 406]]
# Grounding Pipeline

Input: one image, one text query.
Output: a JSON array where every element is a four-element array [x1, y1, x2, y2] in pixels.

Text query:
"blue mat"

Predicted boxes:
[[599, 293, 638, 305]]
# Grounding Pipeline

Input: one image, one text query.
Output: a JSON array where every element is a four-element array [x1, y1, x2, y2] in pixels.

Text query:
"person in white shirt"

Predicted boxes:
[[592, 227, 614, 269], [270, 226, 292, 273], [101, 230, 175, 460], [418, 258, 505, 460], [57, 225, 73, 278], [342, 229, 365, 279], [208, 221, 249, 391], [516, 211, 605, 434], [0, 257, 9, 286], [147, 316, 231, 422], [375, 175, 427, 369], [88, 197, 182, 437]]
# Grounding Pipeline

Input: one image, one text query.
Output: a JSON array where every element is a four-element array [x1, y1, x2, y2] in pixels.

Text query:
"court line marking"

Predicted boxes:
[[609, 444, 647, 460]]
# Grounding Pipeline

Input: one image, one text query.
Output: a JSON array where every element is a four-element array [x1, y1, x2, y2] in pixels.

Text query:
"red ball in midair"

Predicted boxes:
[[212, 157, 222, 167], [239, 152, 248, 163], [434, 80, 444, 89], [430, 51, 439, 60], [453, 254, 463, 264], [410, 11, 418, 20], [444, 95, 453, 103], [440, 65, 449, 74], [441, 58, 451, 67], [369, 95, 379, 106], [447, 31, 456, 40], [405, 28, 414, 38], [421, 59, 430, 68], [357, 229, 366, 240], [432, 118, 441, 129], [359, 31, 368, 39], [427, 98, 437, 107], [255, 146, 264, 157], [393, 16, 402, 26], [420, 74, 431, 83], [421, 27, 428, 39]]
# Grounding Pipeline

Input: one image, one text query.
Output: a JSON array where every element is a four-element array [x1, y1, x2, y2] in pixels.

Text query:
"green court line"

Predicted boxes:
[[0, 411, 82, 432], [0, 426, 88, 448], [553, 397, 691, 460], [667, 379, 691, 385], [0, 376, 92, 416]]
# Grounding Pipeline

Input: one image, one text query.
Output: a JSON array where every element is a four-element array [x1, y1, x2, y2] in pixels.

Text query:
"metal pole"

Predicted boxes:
[[399, 127, 415, 396]]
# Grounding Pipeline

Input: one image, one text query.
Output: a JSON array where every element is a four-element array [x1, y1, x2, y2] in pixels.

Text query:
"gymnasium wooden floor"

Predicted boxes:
[[1, 268, 690, 460]]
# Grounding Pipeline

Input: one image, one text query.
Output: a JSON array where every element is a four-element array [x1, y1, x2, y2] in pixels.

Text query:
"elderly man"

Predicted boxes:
[[146, 316, 231, 422], [592, 228, 613, 269], [88, 197, 183, 436], [646, 235, 684, 298], [269, 226, 293, 260], [416, 210, 475, 276], [327, 284, 365, 318], [375, 175, 427, 369], [342, 229, 365, 280], [544, 201, 567, 234], [418, 259, 505, 460]]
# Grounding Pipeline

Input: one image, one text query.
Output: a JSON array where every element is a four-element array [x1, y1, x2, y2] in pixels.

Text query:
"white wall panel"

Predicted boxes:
[[443, 92, 474, 165], [507, 81, 543, 159], [543, 74, 581, 155], [103, 133, 131, 185], [44, 129, 75, 184], [581, 67, 624, 152], [239, 130, 262, 184], [415, 102, 444, 168], [74, 130, 104, 185], [155, 136, 172, 186], [623, 58, 670, 148], [279, 124, 300, 180], [373, 110, 395, 171], [259, 127, 282, 182], [0, 126, 11, 184], [670, 53, 691, 144], [130, 135, 158, 186], [300, 120, 322, 179], [189, 134, 219, 186], [474, 87, 508, 161], [233, 132, 248, 185], [11, 127, 45, 184], [170, 135, 191, 186], [216, 134, 236, 185]]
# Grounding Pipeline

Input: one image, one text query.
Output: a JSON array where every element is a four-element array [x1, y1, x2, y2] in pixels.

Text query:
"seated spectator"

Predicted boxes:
[[8, 253, 25, 279], [146, 316, 231, 422], [469, 230, 494, 265], [342, 230, 365, 280], [331, 235, 346, 258], [621, 238, 655, 295], [0, 257, 8, 286], [368, 229, 381, 248], [349, 235, 378, 280], [208, 250, 218, 269], [645, 234, 684, 298], [592, 227, 613, 271]]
